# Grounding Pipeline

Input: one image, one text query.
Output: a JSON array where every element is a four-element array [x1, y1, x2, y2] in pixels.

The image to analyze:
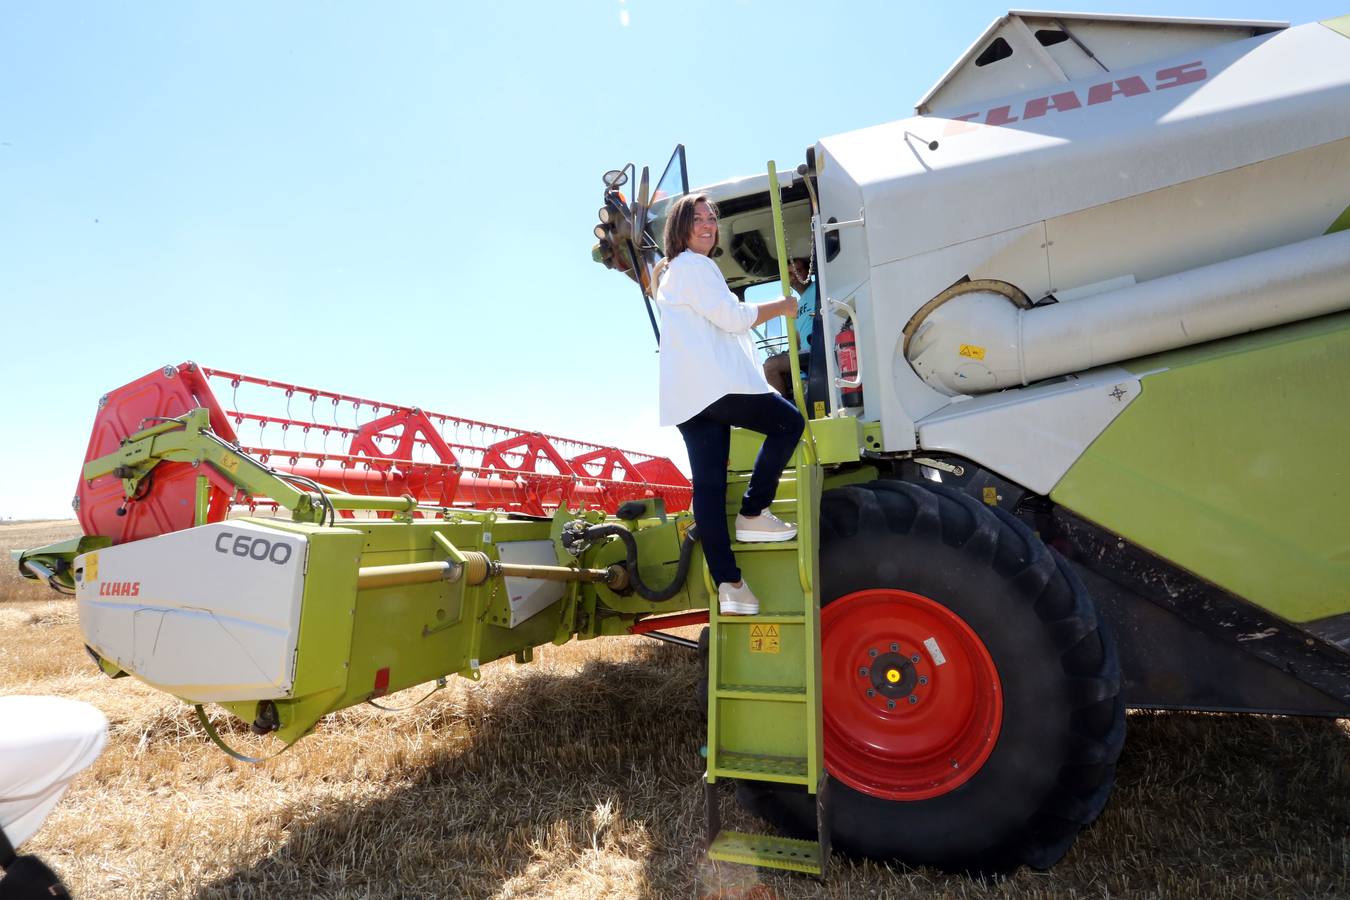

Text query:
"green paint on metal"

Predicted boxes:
[[810, 415, 861, 465], [704, 444, 826, 871], [1322, 14, 1350, 38], [767, 159, 817, 466], [708, 831, 823, 875], [13, 535, 112, 593], [193, 475, 210, 527], [1054, 311, 1350, 623], [126, 511, 590, 750], [861, 421, 883, 453], [61, 399, 829, 781], [95, 656, 128, 679], [1327, 201, 1350, 235]]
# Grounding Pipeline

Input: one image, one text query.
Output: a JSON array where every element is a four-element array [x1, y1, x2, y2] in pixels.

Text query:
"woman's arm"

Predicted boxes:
[[669, 257, 797, 333], [752, 296, 797, 327]]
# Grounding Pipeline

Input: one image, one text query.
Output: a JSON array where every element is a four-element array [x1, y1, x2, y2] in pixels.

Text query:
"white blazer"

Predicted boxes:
[[656, 250, 775, 426]]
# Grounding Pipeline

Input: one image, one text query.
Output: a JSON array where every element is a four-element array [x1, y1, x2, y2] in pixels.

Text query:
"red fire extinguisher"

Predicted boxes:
[[836, 320, 863, 408]]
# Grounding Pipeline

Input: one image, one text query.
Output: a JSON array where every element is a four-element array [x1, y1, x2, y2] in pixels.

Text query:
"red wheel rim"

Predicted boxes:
[[821, 589, 1002, 801]]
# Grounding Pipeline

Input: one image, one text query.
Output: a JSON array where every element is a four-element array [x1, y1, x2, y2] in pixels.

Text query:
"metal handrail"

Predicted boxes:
[[811, 208, 867, 414]]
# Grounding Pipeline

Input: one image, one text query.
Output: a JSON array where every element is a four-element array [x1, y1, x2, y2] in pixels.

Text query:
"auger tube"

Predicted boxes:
[[906, 228, 1350, 395], [356, 557, 626, 591]]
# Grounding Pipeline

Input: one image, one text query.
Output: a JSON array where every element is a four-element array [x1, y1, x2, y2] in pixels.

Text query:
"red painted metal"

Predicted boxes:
[[78, 363, 690, 542], [77, 364, 238, 544], [627, 611, 710, 635], [820, 588, 1002, 801]]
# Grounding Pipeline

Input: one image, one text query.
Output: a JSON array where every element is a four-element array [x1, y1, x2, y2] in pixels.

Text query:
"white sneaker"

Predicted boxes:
[[735, 509, 798, 542], [718, 580, 760, 616]]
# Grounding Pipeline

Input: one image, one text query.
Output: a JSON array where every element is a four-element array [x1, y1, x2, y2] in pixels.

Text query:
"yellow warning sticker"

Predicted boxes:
[[219, 453, 241, 474], [749, 623, 780, 654], [813, 400, 826, 419], [958, 344, 986, 360], [982, 486, 999, 506], [676, 517, 694, 544], [85, 553, 98, 582]]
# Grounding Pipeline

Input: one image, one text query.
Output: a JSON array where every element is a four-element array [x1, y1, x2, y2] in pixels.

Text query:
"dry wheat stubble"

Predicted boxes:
[[2, 521, 1347, 898]]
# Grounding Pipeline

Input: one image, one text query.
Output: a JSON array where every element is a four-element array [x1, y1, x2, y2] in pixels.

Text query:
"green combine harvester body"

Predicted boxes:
[[17, 9, 1350, 879]]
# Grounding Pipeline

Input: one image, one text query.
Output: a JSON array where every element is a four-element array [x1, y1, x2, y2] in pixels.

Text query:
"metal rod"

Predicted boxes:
[[356, 556, 622, 591], [768, 159, 818, 464], [1055, 19, 1110, 72], [828, 298, 863, 389], [628, 610, 710, 634], [493, 561, 617, 584], [357, 561, 461, 590], [638, 631, 700, 650], [326, 493, 418, 513], [21, 559, 74, 595], [821, 214, 864, 232]]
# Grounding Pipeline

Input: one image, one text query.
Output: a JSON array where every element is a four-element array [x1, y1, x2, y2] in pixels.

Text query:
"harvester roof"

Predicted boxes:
[[915, 10, 1286, 115]]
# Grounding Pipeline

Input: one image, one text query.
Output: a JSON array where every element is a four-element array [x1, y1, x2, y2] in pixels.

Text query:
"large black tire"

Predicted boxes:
[[736, 480, 1125, 873]]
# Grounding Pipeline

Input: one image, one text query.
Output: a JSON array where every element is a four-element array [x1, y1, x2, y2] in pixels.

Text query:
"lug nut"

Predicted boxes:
[[868, 648, 878, 658], [918, 675, 929, 685], [910, 654, 921, 663], [890, 642, 898, 652], [908, 694, 918, 704], [866, 689, 875, 698], [886, 699, 896, 710], [858, 667, 869, 677]]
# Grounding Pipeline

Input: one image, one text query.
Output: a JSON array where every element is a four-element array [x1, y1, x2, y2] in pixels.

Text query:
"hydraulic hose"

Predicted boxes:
[[562, 522, 700, 602]]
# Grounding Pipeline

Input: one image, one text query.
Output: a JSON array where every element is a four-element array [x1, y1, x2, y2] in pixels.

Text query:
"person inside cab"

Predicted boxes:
[[762, 256, 816, 400]]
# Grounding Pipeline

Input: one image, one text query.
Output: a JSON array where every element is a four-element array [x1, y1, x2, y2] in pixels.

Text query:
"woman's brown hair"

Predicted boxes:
[[661, 193, 717, 260], [654, 193, 717, 286]]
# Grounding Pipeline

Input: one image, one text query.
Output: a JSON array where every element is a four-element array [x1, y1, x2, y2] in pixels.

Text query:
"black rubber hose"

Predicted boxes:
[[563, 523, 699, 602]]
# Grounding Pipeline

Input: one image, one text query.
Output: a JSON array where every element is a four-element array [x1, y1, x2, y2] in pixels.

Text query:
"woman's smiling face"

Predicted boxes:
[[687, 201, 718, 256]]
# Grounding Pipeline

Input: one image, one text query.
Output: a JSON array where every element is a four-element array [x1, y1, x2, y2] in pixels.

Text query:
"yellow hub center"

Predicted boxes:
[[886, 668, 900, 684]]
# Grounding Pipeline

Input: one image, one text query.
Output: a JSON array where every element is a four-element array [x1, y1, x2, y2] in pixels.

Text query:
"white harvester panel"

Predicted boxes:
[[75, 521, 308, 703], [809, 14, 1350, 455], [498, 540, 566, 627]]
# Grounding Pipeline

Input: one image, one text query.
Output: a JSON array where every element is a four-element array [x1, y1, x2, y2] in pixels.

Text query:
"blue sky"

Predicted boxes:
[[1, 1, 1344, 518]]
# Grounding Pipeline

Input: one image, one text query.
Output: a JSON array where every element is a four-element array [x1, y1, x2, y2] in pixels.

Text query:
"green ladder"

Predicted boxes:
[[703, 439, 830, 877]]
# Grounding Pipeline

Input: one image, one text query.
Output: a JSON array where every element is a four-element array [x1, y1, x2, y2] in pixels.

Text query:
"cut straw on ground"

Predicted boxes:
[[3, 521, 1347, 899]]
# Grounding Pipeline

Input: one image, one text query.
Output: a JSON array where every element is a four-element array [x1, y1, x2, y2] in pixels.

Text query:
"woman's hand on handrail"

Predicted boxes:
[[752, 295, 797, 328]]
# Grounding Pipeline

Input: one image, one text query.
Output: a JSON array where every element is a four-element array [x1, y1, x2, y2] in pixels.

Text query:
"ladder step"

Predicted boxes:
[[727, 473, 796, 483], [723, 612, 804, 626], [723, 501, 798, 516], [713, 751, 809, 784], [708, 831, 823, 875], [714, 685, 807, 702], [715, 613, 804, 624], [728, 540, 798, 552]]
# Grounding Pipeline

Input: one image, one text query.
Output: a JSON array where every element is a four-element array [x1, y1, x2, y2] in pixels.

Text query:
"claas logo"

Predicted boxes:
[[99, 581, 141, 597]]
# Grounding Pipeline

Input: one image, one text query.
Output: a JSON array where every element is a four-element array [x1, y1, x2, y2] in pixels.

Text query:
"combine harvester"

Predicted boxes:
[[19, 10, 1350, 877]]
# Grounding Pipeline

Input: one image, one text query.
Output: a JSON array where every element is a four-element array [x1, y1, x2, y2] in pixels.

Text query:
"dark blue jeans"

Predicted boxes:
[[677, 392, 804, 586]]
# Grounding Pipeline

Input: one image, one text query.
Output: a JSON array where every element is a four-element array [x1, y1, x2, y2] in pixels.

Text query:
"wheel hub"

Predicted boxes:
[[860, 649, 922, 704], [822, 588, 1003, 801]]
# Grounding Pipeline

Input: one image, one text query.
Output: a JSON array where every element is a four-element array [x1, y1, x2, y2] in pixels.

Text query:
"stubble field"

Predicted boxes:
[[2, 520, 1347, 899]]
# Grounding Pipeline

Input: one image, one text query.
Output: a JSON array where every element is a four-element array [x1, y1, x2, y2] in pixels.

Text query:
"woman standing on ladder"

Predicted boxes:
[[653, 194, 803, 616]]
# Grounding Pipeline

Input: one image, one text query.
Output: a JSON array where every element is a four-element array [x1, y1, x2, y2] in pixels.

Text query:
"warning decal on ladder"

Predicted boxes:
[[749, 624, 780, 654]]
